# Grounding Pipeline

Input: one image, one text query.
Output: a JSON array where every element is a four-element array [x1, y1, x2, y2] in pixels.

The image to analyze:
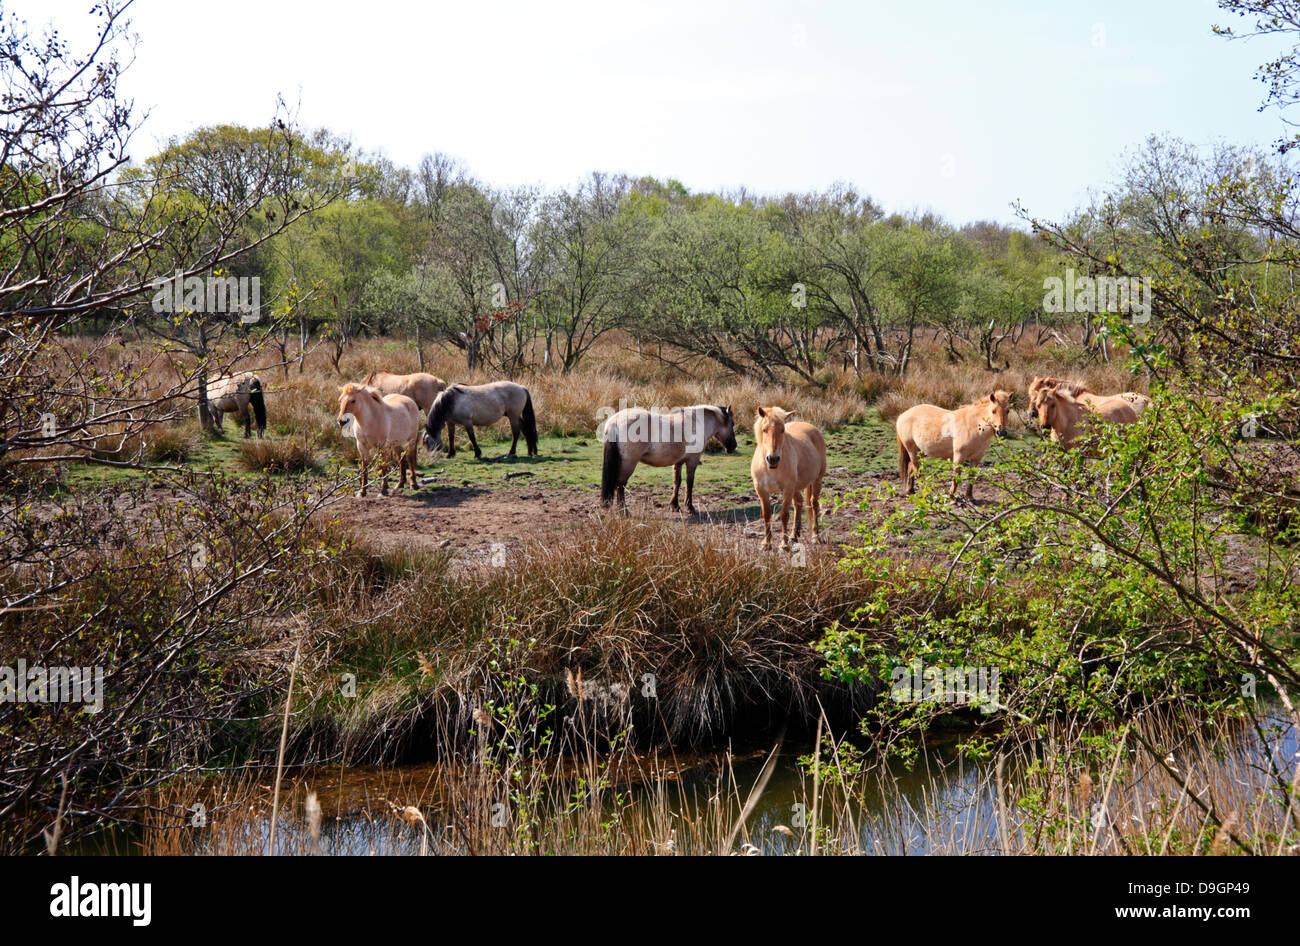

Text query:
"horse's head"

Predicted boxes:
[[423, 389, 451, 453], [1026, 377, 1059, 427], [754, 406, 794, 469], [714, 405, 738, 453], [337, 383, 378, 437], [983, 391, 1011, 438], [1036, 388, 1073, 432]]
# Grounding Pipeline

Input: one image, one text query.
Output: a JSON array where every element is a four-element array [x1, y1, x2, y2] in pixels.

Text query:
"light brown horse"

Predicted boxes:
[[336, 383, 421, 496], [364, 370, 446, 415], [1035, 386, 1138, 449], [896, 391, 1011, 499], [1028, 376, 1150, 418], [750, 407, 827, 550]]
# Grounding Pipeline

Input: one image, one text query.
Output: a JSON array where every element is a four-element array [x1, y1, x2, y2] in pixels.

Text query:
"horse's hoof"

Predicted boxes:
[[356, 490, 366, 498]]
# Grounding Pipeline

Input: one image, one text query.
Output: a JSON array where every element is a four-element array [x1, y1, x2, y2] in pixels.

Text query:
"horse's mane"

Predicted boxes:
[[760, 406, 795, 423], [341, 382, 382, 402], [426, 385, 459, 429], [364, 370, 380, 385]]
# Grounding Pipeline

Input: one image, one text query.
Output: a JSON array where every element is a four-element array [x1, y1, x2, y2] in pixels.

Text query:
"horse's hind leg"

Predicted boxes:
[[791, 492, 805, 544], [685, 461, 698, 517], [506, 413, 520, 457], [241, 404, 251, 438], [379, 453, 391, 496], [671, 462, 683, 511], [808, 478, 822, 541]]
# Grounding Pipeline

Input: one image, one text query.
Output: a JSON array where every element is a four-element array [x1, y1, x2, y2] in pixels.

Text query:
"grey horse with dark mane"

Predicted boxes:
[[600, 405, 737, 515], [422, 381, 539, 459], [208, 373, 266, 438]]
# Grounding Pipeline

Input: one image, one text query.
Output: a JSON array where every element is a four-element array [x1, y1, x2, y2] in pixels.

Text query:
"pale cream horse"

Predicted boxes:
[[750, 406, 827, 550], [895, 391, 1011, 499], [336, 383, 422, 496]]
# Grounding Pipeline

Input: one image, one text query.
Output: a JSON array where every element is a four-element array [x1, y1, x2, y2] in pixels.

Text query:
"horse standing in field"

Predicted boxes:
[[336, 383, 422, 496], [422, 381, 538, 460], [750, 406, 827, 550], [364, 370, 447, 414], [1028, 376, 1150, 418], [895, 391, 1011, 500], [600, 405, 738, 515], [207, 373, 266, 438], [1034, 386, 1137, 449]]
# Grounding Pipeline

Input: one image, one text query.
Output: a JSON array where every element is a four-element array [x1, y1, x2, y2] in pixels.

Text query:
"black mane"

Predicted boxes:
[[425, 385, 460, 433]]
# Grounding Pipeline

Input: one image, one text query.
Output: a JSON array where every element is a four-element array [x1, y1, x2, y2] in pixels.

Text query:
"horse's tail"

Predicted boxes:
[[601, 435, 621, 507], [248, 375, 267, 433], [521, 389, 539, 455]]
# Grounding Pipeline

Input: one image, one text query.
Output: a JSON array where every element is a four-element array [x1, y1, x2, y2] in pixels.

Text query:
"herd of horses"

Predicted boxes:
[[203, 368, 1150, 551]]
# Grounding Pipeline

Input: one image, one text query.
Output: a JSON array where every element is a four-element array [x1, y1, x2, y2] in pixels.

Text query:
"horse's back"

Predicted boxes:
[[896, 404, 953, 456], [381, 393, 421, 442]]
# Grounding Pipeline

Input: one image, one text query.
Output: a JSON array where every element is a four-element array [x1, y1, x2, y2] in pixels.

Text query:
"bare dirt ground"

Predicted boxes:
[[324, 467, 911, 564]]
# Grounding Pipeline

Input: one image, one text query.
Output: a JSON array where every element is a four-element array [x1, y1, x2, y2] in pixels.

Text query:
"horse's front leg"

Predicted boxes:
[[808, 480, 823, 541], [446, 424, 456, 458], [465, 425, 482, 460], [779, 490, 795, 550], [758, 489, 773, 549], [357, 447, 370, 497], [791, 492, 805, 544], [949, 459, 960, 499], [671, 462, 683, 511], [379, 451, 391, 496]]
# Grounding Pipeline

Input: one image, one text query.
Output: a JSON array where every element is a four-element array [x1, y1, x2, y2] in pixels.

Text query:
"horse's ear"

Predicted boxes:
[[756, 407, 766, 419]]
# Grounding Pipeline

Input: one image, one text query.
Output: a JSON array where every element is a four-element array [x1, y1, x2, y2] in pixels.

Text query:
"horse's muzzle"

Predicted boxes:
[[995, 428, 1007, 439], [765, 454, 781, 469]]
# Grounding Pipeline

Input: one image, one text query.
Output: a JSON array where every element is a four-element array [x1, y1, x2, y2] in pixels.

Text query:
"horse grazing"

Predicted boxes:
[[364, 370, 447, 415], [423, 381, 538, 460], [750, 406, 827, 550], [600, 405, 738, 514], [208, 373, 266, 438], [336, 383, 421, 496], [1028, 376, 1150, 419], [1035, 386, 1137, 449], [896, 391, 1011, 499]]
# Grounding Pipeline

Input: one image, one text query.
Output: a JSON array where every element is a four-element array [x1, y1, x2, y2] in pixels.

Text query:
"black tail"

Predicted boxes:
[[601, 436, 621, 506], [248, 376, 267, 433], [521, 389, 539, 456]]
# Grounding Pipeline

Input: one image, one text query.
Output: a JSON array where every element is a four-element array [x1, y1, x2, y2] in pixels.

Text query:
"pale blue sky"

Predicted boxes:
[[13, 0, 1291, 223]]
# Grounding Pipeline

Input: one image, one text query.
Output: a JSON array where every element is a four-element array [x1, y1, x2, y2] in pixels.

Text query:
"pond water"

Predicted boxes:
[[89, 706, 1296, 855]]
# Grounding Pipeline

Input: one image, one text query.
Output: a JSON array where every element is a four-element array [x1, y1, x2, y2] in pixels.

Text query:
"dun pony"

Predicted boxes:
[[1034, 386, 1137, 449], [895, 391, 1011, 500], [600, 405, 737, 514], [750, 406, 827, 550], [423, 381, 538, 459], [336, 383, 421, 496], [208, 373, 266, 438], [364, 369, 447, 415]]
